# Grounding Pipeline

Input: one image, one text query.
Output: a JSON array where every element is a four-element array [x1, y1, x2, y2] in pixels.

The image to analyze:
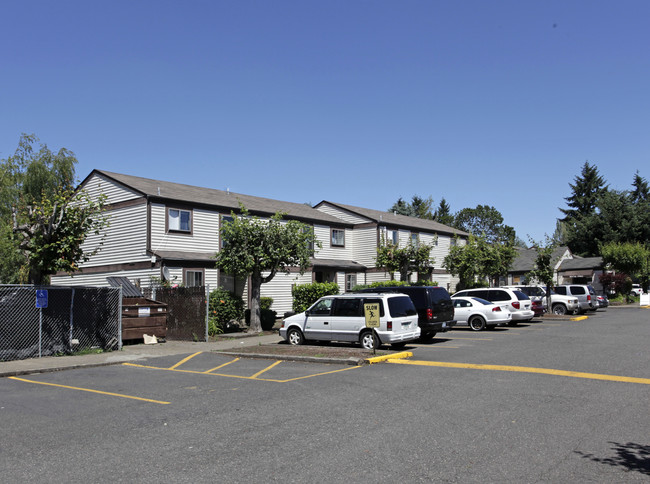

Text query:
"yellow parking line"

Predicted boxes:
[[123, 361, 360, 383], [250, 360, 282, 378], [168, 352, 203, 370], [204, 358, 240, 373], [9, 377, 170, 404], [388, 360, 650, 385]]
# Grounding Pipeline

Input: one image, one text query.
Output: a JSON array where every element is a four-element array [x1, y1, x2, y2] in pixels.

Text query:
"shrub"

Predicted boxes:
[[260, 297, 274, 310], [245, 308, 278, 331], [292, 282, 340, 313], [208, 288, 245, 335]]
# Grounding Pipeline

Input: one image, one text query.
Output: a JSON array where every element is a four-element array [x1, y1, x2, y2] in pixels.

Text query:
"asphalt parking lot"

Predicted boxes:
[[2, 307, 649, 482]]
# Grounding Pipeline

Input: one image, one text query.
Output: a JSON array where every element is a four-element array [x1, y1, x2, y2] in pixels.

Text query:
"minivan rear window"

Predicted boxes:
[[387, 297, 417, 317], [513, 290, 530, 300]]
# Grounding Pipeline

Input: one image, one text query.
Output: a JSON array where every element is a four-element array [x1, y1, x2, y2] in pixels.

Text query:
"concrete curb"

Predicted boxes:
[[365, 351, 413, 364]]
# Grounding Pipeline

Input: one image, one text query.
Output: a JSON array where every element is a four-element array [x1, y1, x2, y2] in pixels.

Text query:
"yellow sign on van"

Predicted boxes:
[[364, 303, 380, 328]]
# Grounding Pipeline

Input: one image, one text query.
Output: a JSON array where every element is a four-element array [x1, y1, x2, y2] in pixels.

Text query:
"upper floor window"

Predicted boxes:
[[331, 228, 345, 247], [391, 230, 399, 245], [221, 215, 234, 248], [303, 226, 314, 253], [168, 208, 191, 233], [411, 233, 419, 247]]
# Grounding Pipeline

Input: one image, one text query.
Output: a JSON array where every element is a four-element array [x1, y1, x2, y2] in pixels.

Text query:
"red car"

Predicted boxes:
[[531, 299, 545, 317]]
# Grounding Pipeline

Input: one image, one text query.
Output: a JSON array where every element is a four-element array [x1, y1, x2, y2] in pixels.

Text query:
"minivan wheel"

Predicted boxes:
[[287, 328, 304, 346], [552, 304, 567, 315], [360, 330, 379, 350], [468, 316, 486, 331]]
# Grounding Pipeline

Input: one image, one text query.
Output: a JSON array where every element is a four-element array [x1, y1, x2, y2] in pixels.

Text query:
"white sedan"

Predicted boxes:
[[452, 296, 512, 331]]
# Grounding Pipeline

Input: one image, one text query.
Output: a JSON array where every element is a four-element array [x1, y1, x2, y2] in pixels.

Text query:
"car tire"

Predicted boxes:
[[552, 304, 567, 315], [420, 332, 436, 341], [287, 327, 304, 346], [468, 316, 486, 331], [360, 330, 379, 350]]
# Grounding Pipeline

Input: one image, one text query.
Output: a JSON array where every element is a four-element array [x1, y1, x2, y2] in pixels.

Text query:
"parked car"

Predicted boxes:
[[596, 294, 609, 308], [631, 284, 644, 296], [451, 296, 511, 330], [452, 288, 535, 325], [502, 285, 580, 316], [280, 293, 420, 350], [354, 286, 455, 339], [554, 284, 595, 313]]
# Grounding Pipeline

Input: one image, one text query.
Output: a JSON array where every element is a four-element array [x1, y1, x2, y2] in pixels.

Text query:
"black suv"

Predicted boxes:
[[354, 286, 455, 339]]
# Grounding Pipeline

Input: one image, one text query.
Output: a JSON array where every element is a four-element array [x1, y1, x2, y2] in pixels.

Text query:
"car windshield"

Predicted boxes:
[[513, 290, 530, 300], [471, 297, 492, 305]]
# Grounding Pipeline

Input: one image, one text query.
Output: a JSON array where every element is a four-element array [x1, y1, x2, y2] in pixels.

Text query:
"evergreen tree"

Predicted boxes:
[[434, 197, 454, 226], [630, 171, 649, 203], [560, 161, 608, 256]]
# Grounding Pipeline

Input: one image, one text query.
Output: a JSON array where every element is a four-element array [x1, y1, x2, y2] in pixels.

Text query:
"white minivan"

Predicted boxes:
[[280, 293, 421, 350]]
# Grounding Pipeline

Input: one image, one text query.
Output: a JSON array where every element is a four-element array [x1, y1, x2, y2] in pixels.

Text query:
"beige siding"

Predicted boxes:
[[315, 225, 354, 260], [316, 203, 370, 224], [150, 204, 220, 253], [258, 271, 312, 315], [352, 226, 378, 267], [83, 172, 141, 204], [80, 204, 149, 268]]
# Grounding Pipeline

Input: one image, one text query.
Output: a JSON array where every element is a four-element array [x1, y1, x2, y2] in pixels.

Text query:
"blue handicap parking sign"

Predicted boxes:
[[36, 289, 48, 308]]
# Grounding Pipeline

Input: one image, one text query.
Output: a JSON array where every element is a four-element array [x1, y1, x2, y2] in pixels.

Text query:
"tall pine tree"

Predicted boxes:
[[560, 162, 608, 256]]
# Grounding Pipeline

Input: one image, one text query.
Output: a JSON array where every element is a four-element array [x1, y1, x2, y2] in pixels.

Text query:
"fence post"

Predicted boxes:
[[69, 288, 75, 352], [205, 284, 210, 342], [118, 286, 123, 350]]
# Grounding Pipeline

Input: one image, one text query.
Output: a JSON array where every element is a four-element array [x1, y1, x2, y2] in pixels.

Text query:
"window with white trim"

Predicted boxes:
[[185, 270, 203, 287], [346, 273, 357, 292], [331, 228, 345, 247], [391, 230, 399, 245], [168, 208, 191, 232], [411, 233, 419, 247], [221, 215, 234, 248]]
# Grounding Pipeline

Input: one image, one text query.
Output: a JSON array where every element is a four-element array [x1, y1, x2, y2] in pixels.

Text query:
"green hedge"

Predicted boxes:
[[208, 288, 245, 335], [245, 308, 278, 331], [292, 282, 340, 313]]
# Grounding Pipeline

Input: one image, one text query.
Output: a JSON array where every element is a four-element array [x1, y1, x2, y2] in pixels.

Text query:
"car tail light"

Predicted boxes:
[[387, 321, 393, 331], [587, 295, 591, 301], [492, 307, 501, 312], [280, 321, 285, 328], [426, 308, 433, 320], [512, 301, 520, 309]]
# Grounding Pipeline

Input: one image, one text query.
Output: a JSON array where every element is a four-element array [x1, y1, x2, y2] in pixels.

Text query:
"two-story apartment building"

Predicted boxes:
[[52, 170, 468, 314]]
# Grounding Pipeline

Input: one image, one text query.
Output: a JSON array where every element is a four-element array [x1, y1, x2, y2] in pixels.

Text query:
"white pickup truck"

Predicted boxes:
[[503, 285, 580, 315]]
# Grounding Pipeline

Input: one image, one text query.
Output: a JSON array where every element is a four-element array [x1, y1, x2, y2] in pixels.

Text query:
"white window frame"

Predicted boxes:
[[331, 228, 345, 247], [168, 208, 192, 233]]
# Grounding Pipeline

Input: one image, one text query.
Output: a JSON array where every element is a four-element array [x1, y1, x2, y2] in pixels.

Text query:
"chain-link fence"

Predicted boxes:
[[143, 286, 209, 341], [0, 285, 122, 362]]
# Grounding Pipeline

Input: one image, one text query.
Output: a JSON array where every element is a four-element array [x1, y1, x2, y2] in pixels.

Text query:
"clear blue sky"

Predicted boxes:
[[2, 0, 649, 243]]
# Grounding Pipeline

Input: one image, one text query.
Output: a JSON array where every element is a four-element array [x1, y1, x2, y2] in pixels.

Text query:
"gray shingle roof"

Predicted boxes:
[[317, 201, 469, 236], [91, 170, 349, 226], [558, 256, 603, 271], [511, 246, 571, 272]]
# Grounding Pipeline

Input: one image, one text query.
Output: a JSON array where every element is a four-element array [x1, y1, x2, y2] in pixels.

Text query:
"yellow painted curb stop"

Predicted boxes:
[[570, 316, 588, 321], [366, 351, 413, 364]]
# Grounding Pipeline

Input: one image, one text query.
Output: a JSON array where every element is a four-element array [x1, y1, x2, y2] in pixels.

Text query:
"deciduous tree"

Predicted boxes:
[[214, 206, 319, 332]]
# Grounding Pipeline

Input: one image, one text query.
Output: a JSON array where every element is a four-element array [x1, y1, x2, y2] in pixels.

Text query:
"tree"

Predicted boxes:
[[560, 161, 608, 256], [525, 237, 557, 308], [1, 134, 107, 284], [214, 206, 320, 332], [375, 237, 434, 282], [630, 171, 649, 204], [443, 234, 517, 289], [434, 197, 454, 226], [600, 242, 650, 292], [453, 205, 515, 244], [388, 195, 434, 219]]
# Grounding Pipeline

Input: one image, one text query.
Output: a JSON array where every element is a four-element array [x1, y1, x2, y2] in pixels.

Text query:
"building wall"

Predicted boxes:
[[316, 203, 370, 224]]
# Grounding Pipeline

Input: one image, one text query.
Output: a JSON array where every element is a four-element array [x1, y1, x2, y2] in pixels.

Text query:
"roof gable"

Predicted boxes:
[[315, 200, 469, 237]]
